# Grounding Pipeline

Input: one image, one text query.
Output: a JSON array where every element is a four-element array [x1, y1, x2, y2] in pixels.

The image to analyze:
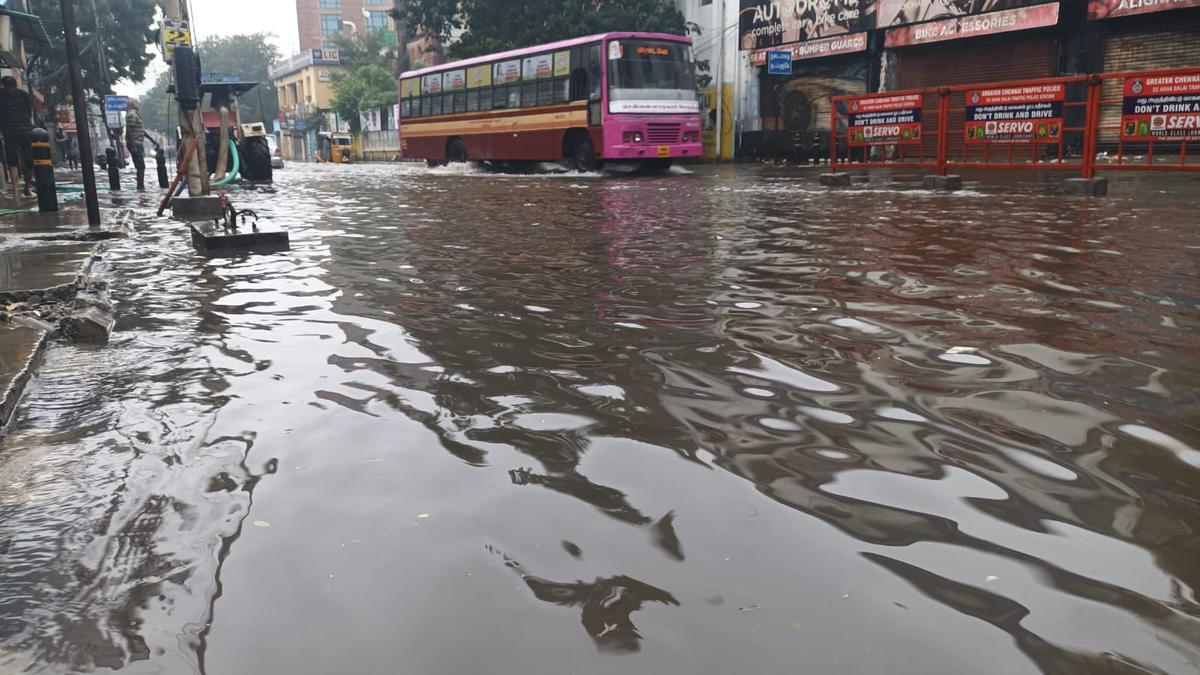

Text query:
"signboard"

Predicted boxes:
[[467, 65, 491, 88], [494, 59, 521, 84], [749, 32, 867, 66], [884, 2, 1060, 47], [738, 0, 875, 50], [317, 70, 335, 82], [877, 0, 1052, 27], [1087, 0, 1200, 19], [104, 95, 128, 112], [847, 93, 923, 145], [161, 19, 191, 62], [1121, 74, 1200, 142], [312, 48, 341, 65], [554, 51, 571, 77], [767, 50, 793, 75], [105, 111, 123, 129], [401, 78, 419, 98], [965, 83, 1064, 143]]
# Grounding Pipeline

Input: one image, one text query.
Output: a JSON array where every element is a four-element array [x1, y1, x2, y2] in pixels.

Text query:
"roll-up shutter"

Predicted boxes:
[[896, 33, 1059, 160]]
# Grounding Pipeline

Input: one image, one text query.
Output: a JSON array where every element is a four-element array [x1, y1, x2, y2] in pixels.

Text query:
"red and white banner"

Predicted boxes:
[[884, 3, 1060, 47], [965, 83, 1065, 143], [1121, 73, 1200, 142], [748, 32, 868, 67], [1088, 0, 1200, 19]]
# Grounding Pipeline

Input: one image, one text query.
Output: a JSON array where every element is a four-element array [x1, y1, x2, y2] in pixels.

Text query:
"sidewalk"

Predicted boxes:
[[0, 183, 133, 428]]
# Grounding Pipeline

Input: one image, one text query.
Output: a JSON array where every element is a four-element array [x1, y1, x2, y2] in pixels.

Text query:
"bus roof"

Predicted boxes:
[[400, 32, 693, 80]]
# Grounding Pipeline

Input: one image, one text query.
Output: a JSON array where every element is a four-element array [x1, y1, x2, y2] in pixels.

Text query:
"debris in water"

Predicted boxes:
[[596, 623, 618, 638], [738, 604, 760, 613], [946, 346, 978, 354], [253, 520, 271, 528], [417, 513, 430, 519]]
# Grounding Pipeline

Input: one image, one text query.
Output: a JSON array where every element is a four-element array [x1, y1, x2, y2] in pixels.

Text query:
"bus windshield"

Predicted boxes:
[[607, 39, 699, 114]]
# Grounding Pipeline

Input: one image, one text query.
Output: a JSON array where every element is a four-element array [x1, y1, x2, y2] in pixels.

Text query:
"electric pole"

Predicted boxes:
[[59, 0, 101, 226], [163, 0, 209, 196]]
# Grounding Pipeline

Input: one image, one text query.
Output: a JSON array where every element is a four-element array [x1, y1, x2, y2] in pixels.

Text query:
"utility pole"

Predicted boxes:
[[163, 0, 209, 197], [714, 0, 726, 160], [59, 0, 101, 226]]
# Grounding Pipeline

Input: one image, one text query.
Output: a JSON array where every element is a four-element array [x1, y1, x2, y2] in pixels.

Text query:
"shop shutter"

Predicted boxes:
[[1099, 26, 1200, 144], [896, 34, 1059, 159]]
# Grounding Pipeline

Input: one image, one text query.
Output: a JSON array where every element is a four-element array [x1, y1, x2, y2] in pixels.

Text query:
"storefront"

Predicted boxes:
[[880, 1, 1064, 90], [739, 1, 876, 160]]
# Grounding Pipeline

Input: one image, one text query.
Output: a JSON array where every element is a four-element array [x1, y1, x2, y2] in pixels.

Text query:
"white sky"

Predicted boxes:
[[114, 0, 300, 97]]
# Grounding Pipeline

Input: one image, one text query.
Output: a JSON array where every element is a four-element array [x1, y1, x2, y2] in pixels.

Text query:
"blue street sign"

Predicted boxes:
[[104, 95, 128, 112], [767, 51, 792, 76]]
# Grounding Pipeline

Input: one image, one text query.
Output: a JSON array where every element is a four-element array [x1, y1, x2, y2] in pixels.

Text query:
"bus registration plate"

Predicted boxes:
[[657, 146, 670, 158]]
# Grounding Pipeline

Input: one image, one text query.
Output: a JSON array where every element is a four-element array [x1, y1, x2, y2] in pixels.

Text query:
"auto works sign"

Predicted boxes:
[[738, 0, 876, 50], [848, 93, 923, 145], [1121, 74, 1200, 142], [965, 83, 1064, 143]]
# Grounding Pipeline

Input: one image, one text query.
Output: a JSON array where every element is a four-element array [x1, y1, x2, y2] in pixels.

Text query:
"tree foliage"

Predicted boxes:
[[29, 0, 158, 106], [392, 0, 689, 59], [330, 31, 401, 133], [139, 33, 281, 135]]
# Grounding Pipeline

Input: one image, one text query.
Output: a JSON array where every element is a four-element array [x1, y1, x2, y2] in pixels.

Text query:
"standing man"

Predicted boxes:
[[125, 98, 146, 191], [0, 76, 34, 199]]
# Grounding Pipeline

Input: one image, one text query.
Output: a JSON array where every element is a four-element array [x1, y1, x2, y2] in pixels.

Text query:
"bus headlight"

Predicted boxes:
[[683, 131, 700, 143], [622, 131, 644, 144]]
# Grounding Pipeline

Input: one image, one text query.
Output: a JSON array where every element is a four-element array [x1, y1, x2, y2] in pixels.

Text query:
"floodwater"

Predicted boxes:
[[1, 163, 1199, 675]]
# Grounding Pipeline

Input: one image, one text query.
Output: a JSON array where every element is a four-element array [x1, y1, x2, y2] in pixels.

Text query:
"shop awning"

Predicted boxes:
[[0, 7, 52, 50]]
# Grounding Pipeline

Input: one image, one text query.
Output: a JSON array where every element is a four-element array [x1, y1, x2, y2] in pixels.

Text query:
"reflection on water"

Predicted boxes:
[[1, 164, 1198, 674]]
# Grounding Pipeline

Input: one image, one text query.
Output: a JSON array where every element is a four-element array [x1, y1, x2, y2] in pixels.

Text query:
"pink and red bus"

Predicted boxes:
[[397, 32, 703, 171]]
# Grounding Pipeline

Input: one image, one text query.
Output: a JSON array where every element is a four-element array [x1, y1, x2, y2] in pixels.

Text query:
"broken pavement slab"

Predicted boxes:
[[0, 244, 96, 305], [0, 325, 48, 427]]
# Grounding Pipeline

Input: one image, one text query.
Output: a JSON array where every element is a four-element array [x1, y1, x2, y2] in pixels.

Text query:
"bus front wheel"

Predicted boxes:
[[571, 135, 603, 172]]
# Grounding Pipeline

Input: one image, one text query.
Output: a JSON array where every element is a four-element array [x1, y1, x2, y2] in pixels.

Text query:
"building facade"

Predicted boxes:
[[296, 0, 399, 52], [677, 0, 1200, 161], [270, 50, 347, 161]]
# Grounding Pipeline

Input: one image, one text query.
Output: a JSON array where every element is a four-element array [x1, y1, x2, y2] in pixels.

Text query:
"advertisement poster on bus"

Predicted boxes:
[[522, 54, 553, 80], [442, 69, 466, 91], [1087, 0, 1199, 19], [494, 60, 521, 84], [421, 74, 442, 94], [847, 93, 923, 145], [964, 83, 1064, 143], [738, 0, 876, 50], [467, 65, 491, 88], [554, 51, 571, 77], [1120, 74, 1200, 142]]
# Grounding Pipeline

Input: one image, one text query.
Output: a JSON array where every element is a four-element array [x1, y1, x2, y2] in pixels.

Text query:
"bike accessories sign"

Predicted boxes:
[[965, 83, 1064, 143], [1121, 74, 1200, 141], [847, 93, 923, 145], [884, 3, 1059, 47]]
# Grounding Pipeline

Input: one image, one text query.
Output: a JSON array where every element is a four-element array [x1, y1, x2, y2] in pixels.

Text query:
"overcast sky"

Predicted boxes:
[[115, 0, 300, 97]]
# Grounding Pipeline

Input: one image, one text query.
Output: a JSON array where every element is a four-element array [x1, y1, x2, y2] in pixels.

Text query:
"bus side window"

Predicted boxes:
[[493, 86, 507, 109], [569, 68, 587, 102], [522, 82, 537, 108], [454, 92, 466, 114], [588, 44, 602, 101], [466, 91, 479, 112], [420, 97, 431, 117], [508, 86, 522, 109], [554, 78, 569, 104]]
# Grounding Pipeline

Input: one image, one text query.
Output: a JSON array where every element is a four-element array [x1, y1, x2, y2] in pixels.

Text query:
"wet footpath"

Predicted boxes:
[[0, 163, 1198, 675]]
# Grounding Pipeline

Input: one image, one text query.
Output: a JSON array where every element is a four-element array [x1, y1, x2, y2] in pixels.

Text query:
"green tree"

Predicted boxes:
[[391, 0, 689, 60], [332, 64, 399, 133], [138, 33, 281, 135], [29, 0, 158, 108]]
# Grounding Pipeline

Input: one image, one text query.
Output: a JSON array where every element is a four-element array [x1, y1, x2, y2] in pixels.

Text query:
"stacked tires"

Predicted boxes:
[[239, 136, 273, 182]]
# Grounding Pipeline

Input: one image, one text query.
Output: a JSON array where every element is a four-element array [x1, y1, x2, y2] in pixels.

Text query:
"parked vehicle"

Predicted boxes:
[[316, 132, 354, 164], [267, 135, 284, 169]]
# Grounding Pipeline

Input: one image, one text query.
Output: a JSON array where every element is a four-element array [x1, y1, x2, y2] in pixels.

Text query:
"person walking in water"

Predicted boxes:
[[0, 76, 34, 199], [125, 98, 146, 191]]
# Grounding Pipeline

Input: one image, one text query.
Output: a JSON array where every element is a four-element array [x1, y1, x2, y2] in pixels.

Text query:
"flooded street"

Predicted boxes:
[[1, 163, 1198, 674]]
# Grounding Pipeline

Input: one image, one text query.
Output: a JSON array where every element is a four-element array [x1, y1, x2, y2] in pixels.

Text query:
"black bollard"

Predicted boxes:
[[155, 146, 168, 188], [31, 129, 57, 212], [106, 147, 120, 191]]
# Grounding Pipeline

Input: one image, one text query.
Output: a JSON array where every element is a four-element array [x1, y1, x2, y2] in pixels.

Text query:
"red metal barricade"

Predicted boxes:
[[830, 66, 1200, 178]]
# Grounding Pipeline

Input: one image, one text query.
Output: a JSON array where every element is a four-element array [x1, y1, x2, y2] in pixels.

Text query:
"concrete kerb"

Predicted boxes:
[[1063, 177, 1109, 196], [819, 173, 852, 187], [923, 175, 963, 191]]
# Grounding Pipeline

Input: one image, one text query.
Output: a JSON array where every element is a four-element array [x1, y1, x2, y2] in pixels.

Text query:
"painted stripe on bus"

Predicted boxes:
[[401, 109, 589, 138], [399, 101, 586, 125]]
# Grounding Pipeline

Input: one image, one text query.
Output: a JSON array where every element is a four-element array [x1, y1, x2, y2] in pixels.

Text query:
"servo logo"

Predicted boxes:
[[970, 91, 981, 105], [1130, 79, 1144, 95]]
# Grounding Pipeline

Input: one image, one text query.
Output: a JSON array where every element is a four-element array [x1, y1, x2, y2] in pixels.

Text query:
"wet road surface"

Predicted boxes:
[[1, 163, 1198, 674]]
